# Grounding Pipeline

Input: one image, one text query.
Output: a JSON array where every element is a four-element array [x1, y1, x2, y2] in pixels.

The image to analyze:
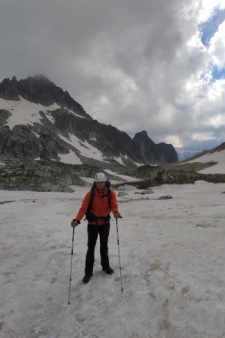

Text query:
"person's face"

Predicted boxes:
[[96, 181, 106, 191]]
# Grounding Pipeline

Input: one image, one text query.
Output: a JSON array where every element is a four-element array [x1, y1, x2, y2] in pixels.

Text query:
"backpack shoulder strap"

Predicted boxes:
[[106, 181, 111, 210], [108, 189, 111, 210], [87, 183, 96, 213]]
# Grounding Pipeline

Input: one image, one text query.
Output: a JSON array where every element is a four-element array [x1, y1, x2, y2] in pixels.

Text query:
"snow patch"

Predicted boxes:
[[67, 109, 87, 119], [113, 154, 144, 167], [104, 169, 142, 182], [0, 96, 60, 128], [59, 134, 109, 163], [58, 150, 82, 165], [114, 156, 126, 166]]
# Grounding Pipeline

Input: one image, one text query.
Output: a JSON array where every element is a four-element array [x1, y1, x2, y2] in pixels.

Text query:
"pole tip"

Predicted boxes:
[[68, 302, 70, 305]]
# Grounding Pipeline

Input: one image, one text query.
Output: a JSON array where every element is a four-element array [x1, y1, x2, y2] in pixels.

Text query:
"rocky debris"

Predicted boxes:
[[1, 153, 225, 193], [0, 158, 101, 192], [159, 167, 225, 184], [117, 191, 129, 197], [133, 165, 163, 180], [134, 190, 154, 195], [158, 195, 173, 200], [196, 223, 214, 228], [130, 162, 225, 185], [0, 200, 15, 205]]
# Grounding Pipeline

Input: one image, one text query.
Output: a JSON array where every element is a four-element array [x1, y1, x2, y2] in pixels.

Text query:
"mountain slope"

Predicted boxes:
[[0, 76, 178, 167]]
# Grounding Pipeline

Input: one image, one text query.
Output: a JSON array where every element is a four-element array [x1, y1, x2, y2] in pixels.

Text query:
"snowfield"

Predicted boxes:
[[190, 149, 225, 175], [1, 182, 225, 338]]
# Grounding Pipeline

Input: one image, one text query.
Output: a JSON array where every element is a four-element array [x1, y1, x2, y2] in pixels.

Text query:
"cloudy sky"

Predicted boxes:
[[1, 0, 225, 153]]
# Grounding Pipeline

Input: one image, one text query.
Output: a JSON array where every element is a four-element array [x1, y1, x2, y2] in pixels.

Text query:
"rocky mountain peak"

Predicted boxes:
[[0, 76, 91, 119], [133, 130, 155, 145]]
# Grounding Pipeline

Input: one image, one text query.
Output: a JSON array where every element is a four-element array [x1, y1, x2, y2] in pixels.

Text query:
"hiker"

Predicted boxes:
[[71, 172, 121, 284]]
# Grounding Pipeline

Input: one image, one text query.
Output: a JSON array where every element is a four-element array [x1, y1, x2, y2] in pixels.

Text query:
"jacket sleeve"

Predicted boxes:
[[110, 190, 118, 212], [75, 191, 91, 221]]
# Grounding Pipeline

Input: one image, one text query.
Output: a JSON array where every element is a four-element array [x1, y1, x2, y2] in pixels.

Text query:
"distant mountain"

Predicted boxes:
[[0, 76, 178, 167], [177, 150, 199, 161]]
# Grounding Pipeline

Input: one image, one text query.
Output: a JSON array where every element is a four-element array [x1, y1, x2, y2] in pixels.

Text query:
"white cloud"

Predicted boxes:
[[205, 114, 225, 127], [165, 136, 183, 148], [192, 132, 217, 141], [198, 0, 225, 23], [208, 20, 225, 69]]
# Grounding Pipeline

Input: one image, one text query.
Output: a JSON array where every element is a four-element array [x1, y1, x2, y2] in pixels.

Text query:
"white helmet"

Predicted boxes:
[[94, 172, 107, 182]]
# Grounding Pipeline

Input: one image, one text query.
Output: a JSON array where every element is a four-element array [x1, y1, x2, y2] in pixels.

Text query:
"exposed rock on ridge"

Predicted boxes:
[[0, 75, 90, 119]]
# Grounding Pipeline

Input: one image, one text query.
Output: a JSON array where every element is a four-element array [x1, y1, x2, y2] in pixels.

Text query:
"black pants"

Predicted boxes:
[[85, 222, 110, 276]]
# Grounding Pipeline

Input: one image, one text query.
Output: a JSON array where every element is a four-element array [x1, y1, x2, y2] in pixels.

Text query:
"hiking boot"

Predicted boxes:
[[102, 267, 114, 275], [82, 274, 92, 284]]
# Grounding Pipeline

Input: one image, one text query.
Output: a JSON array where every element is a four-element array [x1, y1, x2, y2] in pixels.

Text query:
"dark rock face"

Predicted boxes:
[[5, 125, 42, 159], [0, 126, 11, 153], [0, 77, 20, 101], [0, 110, 12, 126], [132, 131, 178, 164], [0, 76, 178, 166]]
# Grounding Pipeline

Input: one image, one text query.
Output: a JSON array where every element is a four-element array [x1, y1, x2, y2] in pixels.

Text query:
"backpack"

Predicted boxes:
[[85, 181, 111, 222]]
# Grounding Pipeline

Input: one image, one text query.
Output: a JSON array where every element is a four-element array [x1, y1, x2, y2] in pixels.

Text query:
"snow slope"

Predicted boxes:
[[187, 149, 225, 174], [0, 96, 61, 128], [1, 182, 225, 337], [59, 134, 108, 164], [0, 96, 86, 129]]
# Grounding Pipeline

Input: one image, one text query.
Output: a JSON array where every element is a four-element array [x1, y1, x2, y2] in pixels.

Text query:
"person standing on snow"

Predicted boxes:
[[71, 172, 121, 284]]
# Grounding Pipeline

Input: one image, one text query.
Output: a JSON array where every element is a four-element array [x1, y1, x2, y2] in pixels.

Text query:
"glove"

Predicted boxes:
[[71, 219, 80, 227], [113, 211, 122, 219]]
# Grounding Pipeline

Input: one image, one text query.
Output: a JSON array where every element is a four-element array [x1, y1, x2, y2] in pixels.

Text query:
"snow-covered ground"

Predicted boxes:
[[1, 181, 225, 338]]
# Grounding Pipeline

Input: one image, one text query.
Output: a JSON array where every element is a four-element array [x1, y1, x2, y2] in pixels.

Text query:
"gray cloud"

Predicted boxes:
[[0, 0, 224, 152]]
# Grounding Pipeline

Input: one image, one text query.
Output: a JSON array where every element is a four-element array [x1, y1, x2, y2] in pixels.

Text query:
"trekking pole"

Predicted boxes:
[[116, 217, 123, 293], [68, 226, 75, 305]]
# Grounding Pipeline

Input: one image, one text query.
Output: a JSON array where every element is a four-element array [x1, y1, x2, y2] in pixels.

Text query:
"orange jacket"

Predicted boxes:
[[75, 188, 118, 225]]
